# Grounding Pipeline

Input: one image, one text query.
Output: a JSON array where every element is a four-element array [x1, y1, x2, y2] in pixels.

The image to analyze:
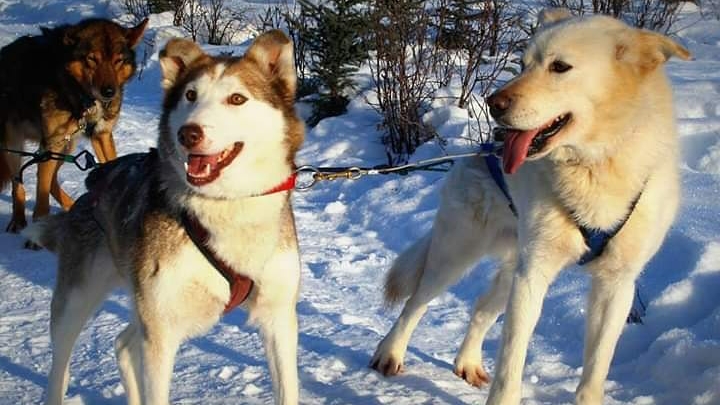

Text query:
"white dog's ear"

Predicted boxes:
[[537, 8, 573, 27], [245, 30, 296, 98], [617, 29, 692, 74], [159, 38, 207, 89]]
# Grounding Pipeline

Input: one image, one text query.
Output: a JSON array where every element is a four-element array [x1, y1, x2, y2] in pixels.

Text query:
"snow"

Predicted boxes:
[[1, 1, 719, 404]]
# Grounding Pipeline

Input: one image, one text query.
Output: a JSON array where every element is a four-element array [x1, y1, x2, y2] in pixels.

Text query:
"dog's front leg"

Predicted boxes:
[[575, 272, 637, 405], [91, 131, 118, 163], [257, 302, 299, 405], [486, 257, 565, 405], [140, 325, 181, 405]]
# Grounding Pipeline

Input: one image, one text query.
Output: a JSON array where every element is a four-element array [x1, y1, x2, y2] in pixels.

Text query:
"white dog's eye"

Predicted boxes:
[[185, 89, 197, 102], [550, 60, 572, 73]]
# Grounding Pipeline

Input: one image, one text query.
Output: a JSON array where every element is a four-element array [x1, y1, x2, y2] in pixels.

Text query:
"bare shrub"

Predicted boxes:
[[438, 0, 524, 109], [177, 0, 248, 44], [368, 0, 440, 164], [122, 0, 153, 22], [545, 0, 683, 32]]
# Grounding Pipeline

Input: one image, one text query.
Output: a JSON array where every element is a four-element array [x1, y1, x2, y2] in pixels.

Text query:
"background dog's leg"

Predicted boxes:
[[91, 131, 117, 164], [8, 180, 26, 232], [575, 273, 637, 405], [259, 304, 299, 405], [486, 259, 564, 405], [50, 165, 73, 211], [116, 321, 144, 405], [2, 144, 26, 232], [33, 160, 57, 220], [454, 252, 516, 387]]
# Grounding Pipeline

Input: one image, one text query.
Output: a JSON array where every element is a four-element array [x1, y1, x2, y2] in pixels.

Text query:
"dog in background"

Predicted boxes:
[[0, 17, 147, 233], [371, 9, 690, 405], [24, 30, 304, 405]]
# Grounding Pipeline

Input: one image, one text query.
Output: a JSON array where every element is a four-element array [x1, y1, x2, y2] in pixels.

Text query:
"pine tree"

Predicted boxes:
[[293, 0, 370, 125]]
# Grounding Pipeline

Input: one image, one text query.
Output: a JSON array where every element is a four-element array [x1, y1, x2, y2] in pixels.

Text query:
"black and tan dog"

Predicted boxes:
[[0, 18, 147, 233]]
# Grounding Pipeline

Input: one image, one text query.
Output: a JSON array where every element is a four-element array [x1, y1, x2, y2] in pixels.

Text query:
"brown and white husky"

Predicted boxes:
[[24, 30, 304, 405]]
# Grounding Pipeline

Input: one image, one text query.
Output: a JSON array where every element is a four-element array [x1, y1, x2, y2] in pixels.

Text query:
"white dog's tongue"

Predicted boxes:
[[502, 128, 540, 174]]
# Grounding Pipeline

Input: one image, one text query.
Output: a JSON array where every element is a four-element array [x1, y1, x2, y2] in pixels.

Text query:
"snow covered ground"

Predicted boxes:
[[1, 1, 719, 404]]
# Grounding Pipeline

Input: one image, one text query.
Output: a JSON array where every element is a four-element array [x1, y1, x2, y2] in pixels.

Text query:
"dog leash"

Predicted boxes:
[[294, 142, 503, 190], [0, 148, 99, 183]]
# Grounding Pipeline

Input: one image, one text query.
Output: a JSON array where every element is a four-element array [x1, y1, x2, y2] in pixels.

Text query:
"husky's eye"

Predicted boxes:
[[185, 89, 197, 102], [550, 60, 572, 73], [228, 93, 247, 106]]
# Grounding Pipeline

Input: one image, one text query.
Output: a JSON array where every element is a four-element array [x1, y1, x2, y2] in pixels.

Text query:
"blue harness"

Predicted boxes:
[[483, 153, 646, 323], [483, 154, 643, 265]]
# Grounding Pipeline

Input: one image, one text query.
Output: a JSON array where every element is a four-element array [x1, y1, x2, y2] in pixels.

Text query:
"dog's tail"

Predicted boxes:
[[384, 233, 432, 307], [22, 214, 65, 252]]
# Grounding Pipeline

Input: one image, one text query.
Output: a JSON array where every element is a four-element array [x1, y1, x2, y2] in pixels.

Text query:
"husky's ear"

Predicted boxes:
[[617, 29, 691, 74], [126, 18, 148, 48], [245, 30, 296, 97], [537, 8, 573, 27], [159, 38, 206, 89]]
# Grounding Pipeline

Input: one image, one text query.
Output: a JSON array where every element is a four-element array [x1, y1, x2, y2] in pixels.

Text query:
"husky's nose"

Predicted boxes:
[[486, 91, 513, 118], [101, 86, 116, 99], [177, 124, 204, 149]]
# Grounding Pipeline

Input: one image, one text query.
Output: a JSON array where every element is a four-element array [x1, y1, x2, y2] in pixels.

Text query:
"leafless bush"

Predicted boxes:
[[179, 0, 249, 44], [255, 4, 287, 32], [439, 1, 524, 109], [368, 0, 440, 164], [122, 0, 153, 23], [545, 0, 683, 32]]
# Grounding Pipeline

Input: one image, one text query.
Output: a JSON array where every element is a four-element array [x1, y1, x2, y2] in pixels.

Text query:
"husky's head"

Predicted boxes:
[[158, 31, 304, 198], [62, 18, 148, 103], [487, 9, 691, 174]]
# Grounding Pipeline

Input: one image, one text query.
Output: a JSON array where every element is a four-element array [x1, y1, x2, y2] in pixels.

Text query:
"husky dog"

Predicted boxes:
[[370, 10, 690, 405], [0, 18, 147, 233], [24, 31, 304, 405]]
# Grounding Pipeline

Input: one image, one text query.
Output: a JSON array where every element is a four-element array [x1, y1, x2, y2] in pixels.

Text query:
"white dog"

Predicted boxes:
[[371, 9, 690, 405]]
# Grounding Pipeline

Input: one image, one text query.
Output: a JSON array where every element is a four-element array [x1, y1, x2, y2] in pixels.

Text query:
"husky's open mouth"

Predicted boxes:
[[495, 113, 571, 174], [185, 142, 243, 186]]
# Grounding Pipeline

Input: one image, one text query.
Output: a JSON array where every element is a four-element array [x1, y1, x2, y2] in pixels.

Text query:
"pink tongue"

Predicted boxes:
[[502, 128, 541, 174], [187, 154, 218, 176]]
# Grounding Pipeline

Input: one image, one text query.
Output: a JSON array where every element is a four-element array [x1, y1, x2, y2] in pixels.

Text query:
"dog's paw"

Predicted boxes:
[[5, 218, 27, 234], [369, 351, 404, 377], [453, 363, 490, 387]]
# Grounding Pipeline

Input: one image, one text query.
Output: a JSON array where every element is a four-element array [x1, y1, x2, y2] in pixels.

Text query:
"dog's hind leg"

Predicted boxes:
[[575, 272, 637, 405], [2, 135, 27, 232], [371, 204, 502, 377], [45, 251, 118, 405], [454, 249, 516, 387]]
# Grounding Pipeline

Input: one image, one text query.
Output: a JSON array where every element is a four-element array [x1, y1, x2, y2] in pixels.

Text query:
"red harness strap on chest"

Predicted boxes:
[[182, 213, 253, 314], [181, 173, 297, 314]]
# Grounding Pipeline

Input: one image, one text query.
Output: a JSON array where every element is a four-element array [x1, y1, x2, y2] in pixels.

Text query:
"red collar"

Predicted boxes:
[[260, 172, 297, 195]]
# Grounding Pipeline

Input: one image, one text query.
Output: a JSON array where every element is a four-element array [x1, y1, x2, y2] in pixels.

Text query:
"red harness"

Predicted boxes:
[[182, 173, 297, 314]]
